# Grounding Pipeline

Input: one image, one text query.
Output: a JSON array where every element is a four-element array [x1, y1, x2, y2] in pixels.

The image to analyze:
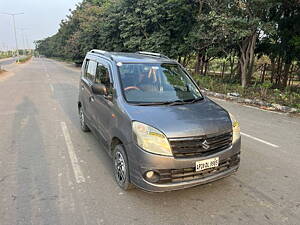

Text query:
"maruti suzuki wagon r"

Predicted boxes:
[[78, 50, 241, 192]]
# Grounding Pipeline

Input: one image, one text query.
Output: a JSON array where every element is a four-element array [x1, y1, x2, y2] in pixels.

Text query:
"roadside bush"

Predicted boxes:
[[194, 75, 300, 109], [18, 55, 32, 63], [0, 55, 9, 60]]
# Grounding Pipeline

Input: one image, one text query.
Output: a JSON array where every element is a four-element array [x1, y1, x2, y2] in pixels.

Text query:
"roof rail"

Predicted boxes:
[[90, 49, 114, 60], [136, 51, 169, 59]]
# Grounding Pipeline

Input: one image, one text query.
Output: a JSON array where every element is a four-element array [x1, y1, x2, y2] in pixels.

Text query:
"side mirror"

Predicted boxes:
[[92, 83, 107, 95]]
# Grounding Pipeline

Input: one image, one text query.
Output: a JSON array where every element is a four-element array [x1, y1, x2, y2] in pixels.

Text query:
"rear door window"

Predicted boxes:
[[86, 60, 97, 82]]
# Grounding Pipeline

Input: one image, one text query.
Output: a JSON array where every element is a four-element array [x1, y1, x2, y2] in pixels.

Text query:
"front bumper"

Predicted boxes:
[[126, 137, 241, 192]]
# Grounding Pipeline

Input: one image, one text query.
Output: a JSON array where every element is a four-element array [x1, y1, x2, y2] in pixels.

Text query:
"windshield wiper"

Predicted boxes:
[[188, 97, 204, 104], [167, 100, 187, 106], [132, 97, 204, 106], [133, 101, 174, 106], [168, 97, 204, 106]]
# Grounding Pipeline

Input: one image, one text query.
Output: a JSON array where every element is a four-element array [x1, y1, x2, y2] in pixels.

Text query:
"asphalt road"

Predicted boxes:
[[0, 58, 300, 225], [0, 57, 17, 67]]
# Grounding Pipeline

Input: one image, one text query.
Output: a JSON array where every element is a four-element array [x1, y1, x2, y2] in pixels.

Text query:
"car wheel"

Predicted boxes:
[[113, 144, 133, 190], [79, 107, 90, 132]]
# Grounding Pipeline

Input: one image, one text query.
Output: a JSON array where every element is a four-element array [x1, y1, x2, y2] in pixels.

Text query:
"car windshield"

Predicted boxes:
[[118, 63, 203, 104]]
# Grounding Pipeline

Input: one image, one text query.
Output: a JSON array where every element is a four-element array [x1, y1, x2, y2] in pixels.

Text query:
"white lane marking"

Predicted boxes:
[[42, 59, 51, 78], [49, 84, 54, 93], [241, 132, 279, 148], [60, 122, 86, 183]]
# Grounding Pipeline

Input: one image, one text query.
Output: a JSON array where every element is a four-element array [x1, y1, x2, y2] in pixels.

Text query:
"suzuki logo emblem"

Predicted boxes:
[[202, 140, 210, 150]]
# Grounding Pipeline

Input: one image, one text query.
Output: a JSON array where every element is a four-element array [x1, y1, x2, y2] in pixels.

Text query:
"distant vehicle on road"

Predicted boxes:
[[78, 50, 241, 192]]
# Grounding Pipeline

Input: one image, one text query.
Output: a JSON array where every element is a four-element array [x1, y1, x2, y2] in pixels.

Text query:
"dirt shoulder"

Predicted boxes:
[[0, 57, 33, 82], [0, 70, 14, 82]]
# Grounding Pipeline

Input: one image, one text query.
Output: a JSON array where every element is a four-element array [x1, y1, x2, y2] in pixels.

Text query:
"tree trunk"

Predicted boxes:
[[229, 55, 235, 79], [247, 49, 255, 84], [276, 57, 283, 85], [198, 0, 204, 14], [185, 54, 192, 67], [261, 64, 266, 83], [235, 63, 241, 81], [281, 62, 291, 89], [204, 60, 209, 76], [288, 64, 294, 86], [200, 57, 205, 75], [238, 32, 257, 87], [270, 57, 276, 83], [221, 61, 226, 79], [182, 55, 187, 67], [178, 56, 181, 64], [195, 52, 203, 75]]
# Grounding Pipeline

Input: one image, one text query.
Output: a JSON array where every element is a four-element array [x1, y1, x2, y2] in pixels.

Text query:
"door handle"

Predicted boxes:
[[89, 96, 95, 102], [81, 85, 85, 90]]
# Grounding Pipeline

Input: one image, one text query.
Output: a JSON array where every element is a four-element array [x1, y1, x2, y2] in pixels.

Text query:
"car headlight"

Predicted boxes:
[[132, 121, 172, 156], [229, 113, 240, 143]]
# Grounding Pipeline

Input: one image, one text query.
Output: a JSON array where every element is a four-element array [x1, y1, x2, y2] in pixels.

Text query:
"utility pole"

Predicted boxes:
[[18, 28, 29, 55], [0, 12, 24, 62]]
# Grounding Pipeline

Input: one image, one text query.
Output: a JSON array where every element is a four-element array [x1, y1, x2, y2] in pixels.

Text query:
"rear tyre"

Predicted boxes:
[[79, 107, 90, 132], [113, 144, 134, 190]]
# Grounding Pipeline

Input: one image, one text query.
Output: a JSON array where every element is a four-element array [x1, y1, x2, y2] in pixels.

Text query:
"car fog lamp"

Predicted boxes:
[[145, 170, 160, 183], [229, 113, 241, 143]]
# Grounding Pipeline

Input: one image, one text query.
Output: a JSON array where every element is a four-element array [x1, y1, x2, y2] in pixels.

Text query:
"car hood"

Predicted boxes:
[[124, 98, 232, 138]]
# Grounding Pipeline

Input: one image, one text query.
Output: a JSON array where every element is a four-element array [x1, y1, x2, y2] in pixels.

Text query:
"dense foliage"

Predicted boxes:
[[36, 0, 300, 90]]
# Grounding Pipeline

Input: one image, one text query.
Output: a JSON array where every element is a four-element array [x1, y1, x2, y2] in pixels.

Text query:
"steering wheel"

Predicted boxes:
[[124, 86, 141, 91]]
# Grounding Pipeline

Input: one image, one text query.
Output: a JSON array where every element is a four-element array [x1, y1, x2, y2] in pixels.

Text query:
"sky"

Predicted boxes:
[[0, 0, 81, 50]]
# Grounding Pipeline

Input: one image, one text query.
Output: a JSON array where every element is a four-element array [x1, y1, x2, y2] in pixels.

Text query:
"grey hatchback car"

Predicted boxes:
[[78, 50, 241, 192]]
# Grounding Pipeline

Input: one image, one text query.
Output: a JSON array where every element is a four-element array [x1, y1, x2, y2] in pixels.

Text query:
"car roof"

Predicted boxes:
[[88, 50, 177, 64]]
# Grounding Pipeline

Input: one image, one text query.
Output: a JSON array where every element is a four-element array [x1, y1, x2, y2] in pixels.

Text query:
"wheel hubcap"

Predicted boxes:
[[114, 152, 126, 184]]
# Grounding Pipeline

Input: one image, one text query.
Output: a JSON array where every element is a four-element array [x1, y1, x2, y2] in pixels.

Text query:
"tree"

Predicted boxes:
[[118, 0, 197, 58], [35, 0, 300, 92], [257, 0, 300, 88]]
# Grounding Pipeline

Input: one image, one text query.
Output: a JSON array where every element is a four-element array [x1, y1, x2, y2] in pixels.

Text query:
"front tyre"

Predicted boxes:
[[113, 145, 133, 190], [79, 107, 90, 132]]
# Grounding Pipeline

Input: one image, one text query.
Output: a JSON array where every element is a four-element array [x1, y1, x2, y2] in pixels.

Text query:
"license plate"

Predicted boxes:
[[196, 157, 219, 172]]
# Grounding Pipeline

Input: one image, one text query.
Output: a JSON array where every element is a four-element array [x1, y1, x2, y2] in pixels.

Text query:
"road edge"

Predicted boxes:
[[202, 89, 300, 115]]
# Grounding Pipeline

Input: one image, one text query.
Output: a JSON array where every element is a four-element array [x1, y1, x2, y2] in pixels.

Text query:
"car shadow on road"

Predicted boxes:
[[12, 96, 61, 225], [52, 82, 81, 129], [51, 82, 115, 176]]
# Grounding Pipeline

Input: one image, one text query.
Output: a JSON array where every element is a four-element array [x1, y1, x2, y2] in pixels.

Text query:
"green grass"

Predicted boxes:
[[19, 55, 32, 63], [0, 55, 11, 60], [193, 75, 300, 109]]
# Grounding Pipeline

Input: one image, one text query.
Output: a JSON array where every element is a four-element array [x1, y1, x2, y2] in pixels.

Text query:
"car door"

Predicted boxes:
[[90, 59, 114, 144], [80, 59, 97, 123]]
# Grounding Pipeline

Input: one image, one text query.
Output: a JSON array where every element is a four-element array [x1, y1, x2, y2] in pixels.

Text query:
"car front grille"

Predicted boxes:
[[156, 154, 239, 184], [169, 132, 233, 158]]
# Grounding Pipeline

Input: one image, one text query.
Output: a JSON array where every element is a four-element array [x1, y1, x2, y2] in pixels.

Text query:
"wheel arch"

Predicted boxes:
[[110, 137, 123, 156]]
